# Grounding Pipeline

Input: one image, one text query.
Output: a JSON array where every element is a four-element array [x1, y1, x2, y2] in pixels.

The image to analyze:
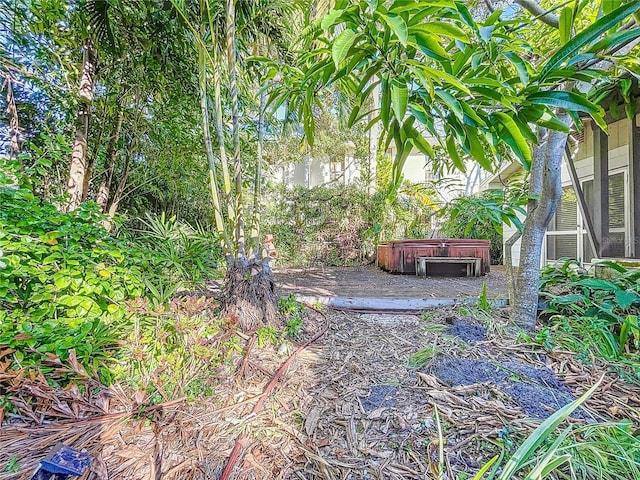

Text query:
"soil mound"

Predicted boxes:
[[428, 356, 589, 419]]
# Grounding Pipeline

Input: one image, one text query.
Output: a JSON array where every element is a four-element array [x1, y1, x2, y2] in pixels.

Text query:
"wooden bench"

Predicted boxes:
[[415, 256, 481, 277]]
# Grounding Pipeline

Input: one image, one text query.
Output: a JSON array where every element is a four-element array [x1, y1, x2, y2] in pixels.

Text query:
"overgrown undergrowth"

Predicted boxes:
[[0, 183, 232, 408], [531, 258, 640, 384]]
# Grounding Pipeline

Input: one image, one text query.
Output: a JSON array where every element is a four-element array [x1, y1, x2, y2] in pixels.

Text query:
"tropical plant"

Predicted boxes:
[[439, 189, 527, 264], [0, 182, 145, 382], [537, 259, 640, 367], [474, 379, 601, 480], [168, 0, 303, 330], [277, 0, 640, 330]]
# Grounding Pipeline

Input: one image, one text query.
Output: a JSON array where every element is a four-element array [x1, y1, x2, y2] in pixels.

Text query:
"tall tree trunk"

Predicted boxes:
[[5, 79, 22, 163], [65, 39, 97, 212], [103, 154, 130, 229], [96, 108, 123, 212], [212, 52, 234, 223], [82, 100, 109, 202], [220, 0, 277, 332], [226, 0, 245, 262], [198, 32, 232, 260], [251, 87, 267, 257], [512, 122, 570, 329]]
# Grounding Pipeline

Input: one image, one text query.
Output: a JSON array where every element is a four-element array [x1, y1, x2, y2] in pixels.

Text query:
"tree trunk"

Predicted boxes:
[[65, 39, 97, 212], [221, 258, 278, 331], [96, 108, 123, 212], [218, 1, 279, 331], [5, 80, 22, 162], [226, 0, 245, 260], [504, 229, 522, 304], [512, 123, 570, 329], [250, 87, 267, 256], [103, 153, 130, 229]]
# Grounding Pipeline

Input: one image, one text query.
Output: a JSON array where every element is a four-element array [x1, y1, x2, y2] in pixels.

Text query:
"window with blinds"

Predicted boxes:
[[547, 172, 628, 261], [582, 172, 626, 257], [609, 173, 625, 230], [550, 187, 577, 231]]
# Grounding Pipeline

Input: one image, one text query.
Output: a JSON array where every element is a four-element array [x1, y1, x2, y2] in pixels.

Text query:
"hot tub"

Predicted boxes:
[[377, 239, 491, 275]]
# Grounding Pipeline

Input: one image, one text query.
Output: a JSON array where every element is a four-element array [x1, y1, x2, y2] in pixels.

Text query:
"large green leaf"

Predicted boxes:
[[406, 122, 434, 157], [381, 13, 408, 45], [615, 289, 637, 310], [445, 134, 465, 172], [465, 128, 492, 171], [390, 77, 409, 122], [410, 22, 469, 42], [540, 2, 640, 80], [420, 65, 470, 94], [410, 32, 448, 62], [321, 9, 345, 30], [519, 106, 571, 133], [573, 278, 619, 291], [435, 88, 464, 120], [504, 51, 529, 86], [587, 28, 640, 55], [559, 7, 573, 45], [526, 91, 602, 115], [380, 77, 391, 127], [493, 112, 531, 164], [332, 29, 358, 67]]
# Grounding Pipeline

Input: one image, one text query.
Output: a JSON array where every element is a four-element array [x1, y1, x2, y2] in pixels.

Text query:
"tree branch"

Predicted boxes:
[[515, 0, 559, 28]]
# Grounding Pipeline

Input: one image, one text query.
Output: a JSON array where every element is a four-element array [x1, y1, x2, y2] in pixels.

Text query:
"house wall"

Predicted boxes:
[[503, 114, 640, 267], [503, 214, 525, 267]]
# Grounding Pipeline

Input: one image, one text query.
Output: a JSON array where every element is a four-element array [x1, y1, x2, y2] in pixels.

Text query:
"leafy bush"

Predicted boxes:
[[439, 189, 526, 264], [121, 211, 223, 286], [536, 259, 640, 381], [0, 186, 145, 381], [0, 184, 225, 391], [263, 184, 377, 267], [263, 183, 437, 267]]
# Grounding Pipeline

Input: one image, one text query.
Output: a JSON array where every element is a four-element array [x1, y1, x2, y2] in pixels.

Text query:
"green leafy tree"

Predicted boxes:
[[169, 0, 302, 330], [280, 0, 640, 329]]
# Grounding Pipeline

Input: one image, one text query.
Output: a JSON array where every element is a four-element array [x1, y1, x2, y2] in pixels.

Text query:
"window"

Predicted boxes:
[[547, 187, 578, 261], [579, 172, 627, 258]]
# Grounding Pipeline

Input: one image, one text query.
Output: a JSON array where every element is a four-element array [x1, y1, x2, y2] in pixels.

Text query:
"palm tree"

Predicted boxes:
[[171, 0, 301, 330]]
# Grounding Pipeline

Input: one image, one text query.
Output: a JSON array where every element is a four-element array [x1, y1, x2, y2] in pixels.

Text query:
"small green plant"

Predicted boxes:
[[279, 294, 305, 338], [406, 345, 438, 369], [256, 326, 279, 348], [421, 312, 434, 322], [285, 317, 303, 338], [3, 456, 20, 473], [478, 283, 491, 312]]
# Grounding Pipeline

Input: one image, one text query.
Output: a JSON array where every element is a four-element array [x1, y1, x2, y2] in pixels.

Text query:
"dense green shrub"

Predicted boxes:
[[263, 183, 437, 267], [0, 183, 223, 388], [538, 259, 640, 360], [439, 190, 526, 264], [0, 186, 145, 381], [263, 184, 377, 267]]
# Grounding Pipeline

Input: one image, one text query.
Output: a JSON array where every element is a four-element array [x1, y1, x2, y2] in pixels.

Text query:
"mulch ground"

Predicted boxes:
[[274, 265, 509, 300], [2, 304, 639, 480]]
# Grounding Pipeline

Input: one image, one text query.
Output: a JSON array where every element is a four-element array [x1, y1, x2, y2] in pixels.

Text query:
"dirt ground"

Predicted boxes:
[[3, 282, 640, 479], [274, 264, 509, 300]]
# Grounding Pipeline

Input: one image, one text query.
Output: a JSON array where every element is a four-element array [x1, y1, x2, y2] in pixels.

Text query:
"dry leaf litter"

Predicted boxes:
[[1, 305, 639, 479]]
